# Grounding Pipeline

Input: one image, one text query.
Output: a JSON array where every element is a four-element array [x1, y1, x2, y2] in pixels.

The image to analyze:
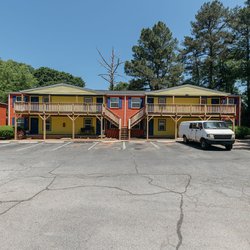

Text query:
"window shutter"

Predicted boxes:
[[12, 117, 15, 126], [107, 97, 110, 108], [12, 96, 16, 107], [128, 97, 131, 109], [119, 98, 122, 108]]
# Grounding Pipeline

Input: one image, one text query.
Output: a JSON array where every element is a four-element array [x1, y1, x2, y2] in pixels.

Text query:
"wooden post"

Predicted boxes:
[[72, 115, 75, 140], [174, 117, 178, 140], [232, 117, 235, 132], [14, 115, 18, 140], [146, 115, 149, 140], [43, 115, 46, 140]]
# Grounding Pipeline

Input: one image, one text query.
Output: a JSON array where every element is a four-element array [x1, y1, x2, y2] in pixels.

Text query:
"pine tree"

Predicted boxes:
[[182, 0, 235, 91], [230, 0, 250, 124], [125, 21, 183, 90]]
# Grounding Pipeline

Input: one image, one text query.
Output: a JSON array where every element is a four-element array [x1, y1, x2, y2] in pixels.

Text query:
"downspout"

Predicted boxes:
[[8, 94, 10, 126], [124, 95, 126, 127]]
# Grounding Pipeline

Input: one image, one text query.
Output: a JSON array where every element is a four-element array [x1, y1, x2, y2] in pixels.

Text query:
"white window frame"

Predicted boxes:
[[17, 118, 24, 128], [84, 97, 93, 103], [131, 97, 141, 108], [228, 98, 234, 104], [158, 119, 166, 131], [110, 97, 119, 108], [43, 96, 49, 103], [158, 97, 166, 104], [46, 117, 51, 131], [16, 96, 22, 102], [84, 118, 92, 127]]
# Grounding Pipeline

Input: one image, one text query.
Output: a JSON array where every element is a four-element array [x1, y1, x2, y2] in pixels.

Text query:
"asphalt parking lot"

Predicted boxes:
[[0, 140, 250, 250]]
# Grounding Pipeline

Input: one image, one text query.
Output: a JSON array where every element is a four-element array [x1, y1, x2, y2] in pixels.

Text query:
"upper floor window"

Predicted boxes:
[[110, 97, 119, 108], [16, 96, 22, 102], [228, 98, 235, 104], [201, 97, 207, 104], [43, 96, 49, 103], [84, 97, 93, 103], [131, 97, 141, 108], [158, 97, 166, 104]]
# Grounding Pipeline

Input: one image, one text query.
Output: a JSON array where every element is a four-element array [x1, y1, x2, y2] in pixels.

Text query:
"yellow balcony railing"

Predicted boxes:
[[146, 104, 236, 116], [14, 102, 103, 115]]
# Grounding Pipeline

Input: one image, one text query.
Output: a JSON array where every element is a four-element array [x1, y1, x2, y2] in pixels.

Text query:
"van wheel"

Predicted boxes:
[[200, 139, 208, 150], [183, 135, 189, 144], [225, 145, 233, 151]]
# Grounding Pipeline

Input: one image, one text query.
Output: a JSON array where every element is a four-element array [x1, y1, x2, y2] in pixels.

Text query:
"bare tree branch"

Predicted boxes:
[[97, 47, 124, 90]]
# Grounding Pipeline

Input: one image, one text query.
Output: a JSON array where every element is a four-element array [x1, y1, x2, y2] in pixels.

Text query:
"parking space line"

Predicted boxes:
[[52, 142, 72, 151], [16, 142, 44, 152], [150, 142, 160, 149], [122, 141, 126, 150], [88, 142, 99, 150], [0, 143, 18, 148]]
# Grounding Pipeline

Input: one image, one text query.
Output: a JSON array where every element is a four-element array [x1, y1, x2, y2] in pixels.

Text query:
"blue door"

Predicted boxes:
[[211, 98, 220, 104], [31, 96, 39, 103], [147, 97, 154, 104], [30, 118, 39, 134], [149, 119, 154, 136], [96, 119, 101, 135]]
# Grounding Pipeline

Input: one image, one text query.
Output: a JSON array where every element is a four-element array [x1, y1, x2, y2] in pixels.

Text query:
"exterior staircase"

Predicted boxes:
[[121, 127, 128, 140], [128, 108, 146, 130], [103, 105, 121, 128]]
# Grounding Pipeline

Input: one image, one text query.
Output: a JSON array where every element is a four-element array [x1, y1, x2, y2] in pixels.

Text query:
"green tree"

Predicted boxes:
[[33, 67, 85, 87], [0, 59, 37, 102], [182, 0, 235, 91], [125, 21, 183, 90], [230, 0, 250, 124], [113, 82, 129, 91]]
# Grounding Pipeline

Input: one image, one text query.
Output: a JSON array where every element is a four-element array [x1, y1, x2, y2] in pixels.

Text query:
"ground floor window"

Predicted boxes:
[[84, 118, 92, 128], [46, 117, 51, 131], [17, 118, 24, 128], [158, 119, 166, 131]]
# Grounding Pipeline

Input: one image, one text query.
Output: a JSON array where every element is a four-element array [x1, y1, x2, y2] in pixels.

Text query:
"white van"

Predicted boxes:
[[178, 120, 235, 150]]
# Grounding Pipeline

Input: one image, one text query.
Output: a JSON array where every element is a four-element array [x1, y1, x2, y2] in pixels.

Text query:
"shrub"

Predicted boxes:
[[0, 126, 14, 139], [235, 126, 250, 139]]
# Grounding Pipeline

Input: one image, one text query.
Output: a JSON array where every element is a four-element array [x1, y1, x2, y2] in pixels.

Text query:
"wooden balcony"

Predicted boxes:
[[146, 104, 236, 116], [14, 102, 103, 115]]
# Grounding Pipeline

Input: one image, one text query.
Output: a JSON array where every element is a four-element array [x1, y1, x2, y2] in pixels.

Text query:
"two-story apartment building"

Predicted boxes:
[[9, 83, 240, 140], [0, 102, 7, 126]]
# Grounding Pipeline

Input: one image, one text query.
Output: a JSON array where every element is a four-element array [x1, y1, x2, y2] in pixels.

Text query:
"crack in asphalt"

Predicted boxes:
[[130, 151, 192, 250], [0, 176, 56, 216], [48, 184, 170, 196], [0, 151, 192, 250]]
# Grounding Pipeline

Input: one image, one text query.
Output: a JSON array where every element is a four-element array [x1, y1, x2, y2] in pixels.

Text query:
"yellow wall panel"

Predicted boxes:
[[153, 118, 175, 137], [174, 97, 200, 104], [37, 116, 97, 135]]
